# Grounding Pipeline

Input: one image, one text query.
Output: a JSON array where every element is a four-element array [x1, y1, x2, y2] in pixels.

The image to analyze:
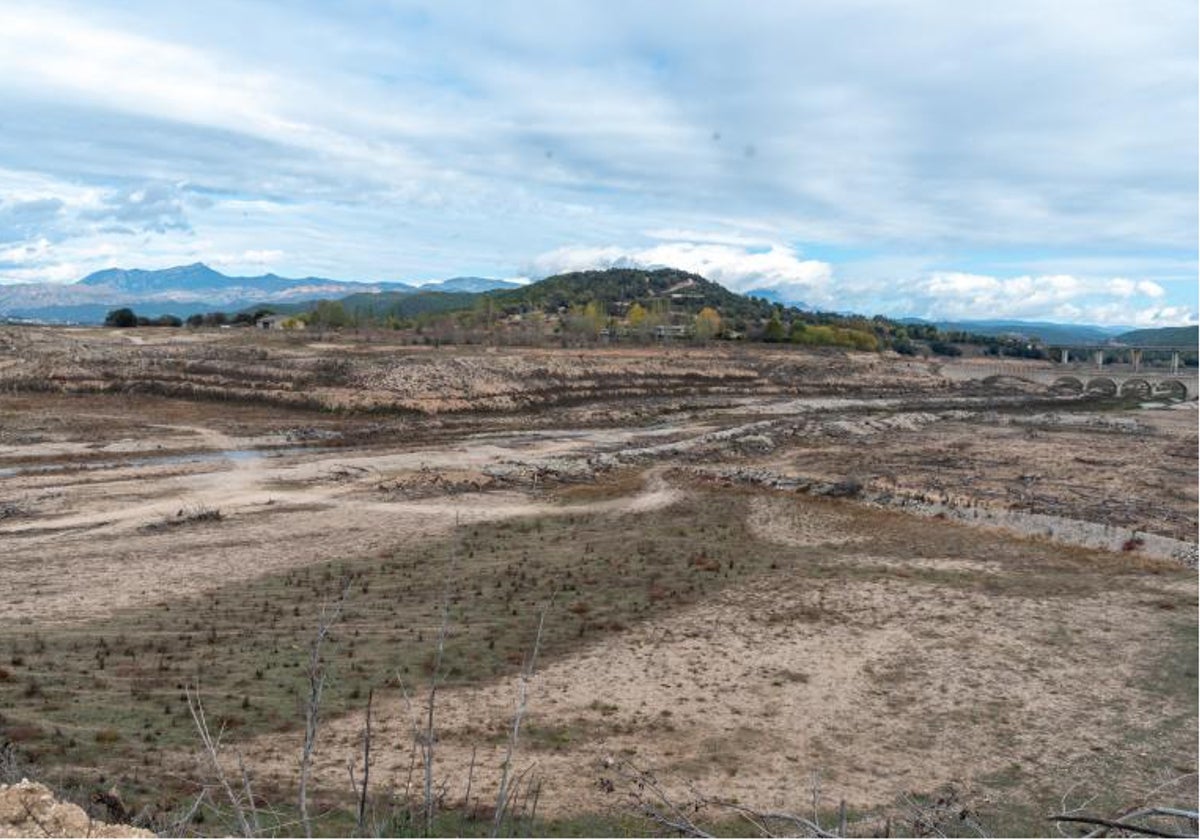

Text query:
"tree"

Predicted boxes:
[[694, 307, 721, 342], [104, 308, 137, 328], [310, 300, 349, 330], [763, 314, 786, 342], [627, 302, 648, 341]]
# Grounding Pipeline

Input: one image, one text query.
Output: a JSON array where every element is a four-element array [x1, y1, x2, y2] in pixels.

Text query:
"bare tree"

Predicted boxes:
[[298, 578, 350, 838], [185, 684, 260, 837], [346, 687, 374, 836], [491, 594, 554, 837], [422, 590, 451, 836]]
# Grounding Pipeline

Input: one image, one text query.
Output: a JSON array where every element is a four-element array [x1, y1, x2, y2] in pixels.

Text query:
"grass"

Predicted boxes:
[[0, 489, 787, 801], [1, 483, 1194, 835]]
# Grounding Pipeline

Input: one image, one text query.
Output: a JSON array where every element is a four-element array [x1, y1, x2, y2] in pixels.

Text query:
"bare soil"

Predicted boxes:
[[0, 327, 1194, 836]]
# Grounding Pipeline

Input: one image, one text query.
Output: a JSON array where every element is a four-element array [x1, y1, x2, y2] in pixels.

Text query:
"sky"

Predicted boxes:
[[0, 0, 1196, 326]]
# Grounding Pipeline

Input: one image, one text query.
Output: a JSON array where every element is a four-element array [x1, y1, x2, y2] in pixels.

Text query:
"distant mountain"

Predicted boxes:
[[915, 319, 1128, 345], [338, 289, 482, 320], [1113, 325, 1198, 347], [417, 276, 521, 293], [744, 288, 811, 309], [0, 263, 415, 323]]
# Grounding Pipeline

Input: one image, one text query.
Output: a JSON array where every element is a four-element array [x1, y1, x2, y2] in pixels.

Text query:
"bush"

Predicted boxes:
[[928, 340, 962, 357], [103, 308, 137, 328], [790, 323, 879, 351]]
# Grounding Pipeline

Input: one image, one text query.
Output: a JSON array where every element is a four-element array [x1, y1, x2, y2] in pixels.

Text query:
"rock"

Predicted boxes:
[[0, 779, 153, 838]]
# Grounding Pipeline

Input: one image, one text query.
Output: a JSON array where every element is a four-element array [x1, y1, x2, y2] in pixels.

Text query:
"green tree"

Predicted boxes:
[[763, 314, 785, 342], [104, 308, 137, 328], [311, 300, 349, 329]]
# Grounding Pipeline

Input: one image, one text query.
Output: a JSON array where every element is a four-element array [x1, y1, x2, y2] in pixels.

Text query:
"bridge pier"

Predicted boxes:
[[1172, 350, 1180, 374], [1061, 348, 1069, 364], [1093, 350, 1104, 369], [1130, 348, 1142, 372]]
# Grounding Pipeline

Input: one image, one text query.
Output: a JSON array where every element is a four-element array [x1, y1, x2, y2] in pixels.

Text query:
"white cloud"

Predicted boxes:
[[1136, 279, 1166, 298], [899, 271, 1195, 325], [0, 1, 1193, 323], [209, 249, 285, 268]]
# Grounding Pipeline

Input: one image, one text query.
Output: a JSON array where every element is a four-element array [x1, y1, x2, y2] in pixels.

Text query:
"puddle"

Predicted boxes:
[[0, 447, 329, 479]]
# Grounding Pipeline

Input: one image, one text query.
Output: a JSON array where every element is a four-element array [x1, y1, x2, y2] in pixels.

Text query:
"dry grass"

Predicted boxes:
[[0, 484, 1193, 834]]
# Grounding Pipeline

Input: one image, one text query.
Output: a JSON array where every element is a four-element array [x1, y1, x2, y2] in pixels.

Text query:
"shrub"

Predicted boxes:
[[103, 308, 137, 328]]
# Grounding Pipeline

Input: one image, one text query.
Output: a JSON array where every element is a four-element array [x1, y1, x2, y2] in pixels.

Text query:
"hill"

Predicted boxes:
[[0, 263, 415, 323], [914, 319, 1126, 345], [417, 276, 520, 293], [1113, 325, 1198, 347], [338, 289, 482, 320], [489, 267, 785, 326]]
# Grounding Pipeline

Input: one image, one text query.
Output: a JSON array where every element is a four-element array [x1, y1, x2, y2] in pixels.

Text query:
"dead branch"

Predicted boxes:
[[298, 577, 350, 838], [463, 746, 477, 817], [423, 586, 451, 836], [491, 593, 555, 837], [711, 800, 839, 838], [185, 685, 258, 837], [1048, 813, 1193, 838], [353, 687, 374, 836], [615, 759, 712, 839]]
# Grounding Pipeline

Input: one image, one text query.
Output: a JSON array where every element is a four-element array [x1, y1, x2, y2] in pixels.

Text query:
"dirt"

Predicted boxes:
[[229, 492, 1194, 823], [0, 327, 1195, 834]]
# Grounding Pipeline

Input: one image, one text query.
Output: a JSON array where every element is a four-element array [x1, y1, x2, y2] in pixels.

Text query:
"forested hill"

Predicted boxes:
[[489, 268, 781, 322], [1114, 325, 1198, 346]]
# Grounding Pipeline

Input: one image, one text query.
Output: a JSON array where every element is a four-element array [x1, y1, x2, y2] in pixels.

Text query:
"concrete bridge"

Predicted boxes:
[[943, 359, 1198, 400], [1044, 343, 1193, 375]]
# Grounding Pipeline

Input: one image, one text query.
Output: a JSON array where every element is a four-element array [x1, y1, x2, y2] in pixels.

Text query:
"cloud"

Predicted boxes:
[[82, 183, 191, 234], [892, 271, 1195, 326], [0, 198, 64, 244], [0, 1, 1193, 322], [522, 244, 1197, 326], [209, 249, 285, 268]]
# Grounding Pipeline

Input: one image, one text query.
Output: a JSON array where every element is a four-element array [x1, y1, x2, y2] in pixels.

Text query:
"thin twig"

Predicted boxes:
[[185, 685, 255, 837], [1048, 814, 1188, 838], [464, 746, 477, 817], [299, 578, 350, 838], [491, 593, 555, 837], [356, 687, 373, 836]]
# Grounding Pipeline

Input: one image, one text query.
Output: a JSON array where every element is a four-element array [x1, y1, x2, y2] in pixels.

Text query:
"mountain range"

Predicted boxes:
[[0, 263, 518, 323], [0, 264, 1193, 350], [902, 318, 1130, 345]]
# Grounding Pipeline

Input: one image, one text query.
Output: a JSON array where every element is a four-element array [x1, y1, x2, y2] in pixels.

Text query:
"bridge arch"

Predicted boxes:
[[1119, 378, 1152, 398], [1085, 377, 1118, 396], [1051, 375, 1084, 393], [1154, 379, 1188, 400]]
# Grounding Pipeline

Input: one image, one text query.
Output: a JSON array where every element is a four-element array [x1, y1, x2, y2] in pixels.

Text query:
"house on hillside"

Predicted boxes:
[[654, 324, 691, 340]]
